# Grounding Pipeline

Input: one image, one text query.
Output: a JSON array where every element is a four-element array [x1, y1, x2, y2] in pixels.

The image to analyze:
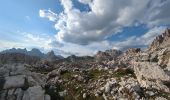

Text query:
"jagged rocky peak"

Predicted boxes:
[[150, 28, 170, 50], [96, 49, 122, 56], [95, 49, 122, 61], [46, 50, 55, 56], [28, 48, 44, 57], [1, 48, 27, 54], [44, 50, 64, 61], [126, 48, 141, 54]]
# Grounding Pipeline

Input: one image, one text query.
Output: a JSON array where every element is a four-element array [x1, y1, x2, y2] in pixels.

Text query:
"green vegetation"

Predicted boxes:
[[112, 68, 136, 78], [88, 69, 108, 80]]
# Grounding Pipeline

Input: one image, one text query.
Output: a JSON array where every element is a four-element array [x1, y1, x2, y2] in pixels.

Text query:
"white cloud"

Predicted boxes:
[[37, 0, 170, 56], [40, 0, 170, 45], [110, 26, 166, 50], [78, 0, 91, 4], [39, 9, 58, 22]]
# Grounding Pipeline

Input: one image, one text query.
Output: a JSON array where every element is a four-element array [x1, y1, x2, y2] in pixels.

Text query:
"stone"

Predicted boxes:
[[22, 86, 45, 100], [44, 94, 51, 100], [146, 91, 155, 96], [59, 90, 67, 97], [14, 88, 24, 100], [167, 59, 170, 70], [0, 67, 9, 76], [155, 97, 167, 100], [104, 82, 111, 93], [83, 93, 87, 99], [102, 93, 108, 100], [9, 65, 29, 76], [47, 69, 59, 79], [134, 62, 170, 92], [3, 75, 26, 89]]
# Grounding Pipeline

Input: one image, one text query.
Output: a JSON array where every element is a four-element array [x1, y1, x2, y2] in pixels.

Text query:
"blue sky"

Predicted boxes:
[[0, 0, 60, 36], [0, 0, 170, 56]]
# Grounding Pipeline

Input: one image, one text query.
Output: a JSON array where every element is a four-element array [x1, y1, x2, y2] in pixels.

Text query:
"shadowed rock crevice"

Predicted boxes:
[[0, 77, 5, 90]]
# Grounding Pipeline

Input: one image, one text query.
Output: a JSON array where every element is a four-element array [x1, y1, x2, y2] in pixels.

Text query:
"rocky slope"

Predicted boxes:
[[1, 29, 170, 100]]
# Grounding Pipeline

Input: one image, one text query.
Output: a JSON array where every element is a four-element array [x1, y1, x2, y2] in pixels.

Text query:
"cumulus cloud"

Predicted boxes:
[[40, 0, 170, 45], [38, 0, 170, 56], [111, 26, 166, 50]]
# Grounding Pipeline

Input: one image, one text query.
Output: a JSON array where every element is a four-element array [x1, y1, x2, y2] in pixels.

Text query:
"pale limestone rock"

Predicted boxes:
[[83, 93, 87, 99], [167, 59, 170, 70], [155, 97, 167, 100], [102, 93, 108, 100], [3, 75, 26, 89], [59, 90, 67, 97], [105, 82, 111, 93], [22, 86, 45, 100], [44, 94, 51, 100], [14, 88, 24, 100], [134, 62, 170, 92]]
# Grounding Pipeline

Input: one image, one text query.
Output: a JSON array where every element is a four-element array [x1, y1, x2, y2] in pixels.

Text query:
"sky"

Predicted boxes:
[[0, 0, 170, 57]]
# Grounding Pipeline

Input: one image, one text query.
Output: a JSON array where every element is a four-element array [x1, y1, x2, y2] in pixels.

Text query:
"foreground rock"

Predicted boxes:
[[134, 62, 170, 92], [0, 64, 50, 100]]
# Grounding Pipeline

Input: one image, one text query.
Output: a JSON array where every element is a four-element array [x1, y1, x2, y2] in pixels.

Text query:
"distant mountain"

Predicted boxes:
[[95, 49, 122, 62], [1, 48, 27, 54], [44, 50, 64, 62], [28, 48, 44, 58], [0, 48, 64, 64], [0, 52, 40, 64]]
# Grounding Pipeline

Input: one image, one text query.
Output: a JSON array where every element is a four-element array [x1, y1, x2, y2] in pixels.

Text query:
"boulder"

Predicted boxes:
[[134, 62, 170, 92], [3, 75, 26, 89], [22, 86, 46, 100], [44, 95, 51, 100], [155, 97, 168, 100], [83, 93, 87, 99], [14, 88, 24, 100], [59, 90, 67, 97]]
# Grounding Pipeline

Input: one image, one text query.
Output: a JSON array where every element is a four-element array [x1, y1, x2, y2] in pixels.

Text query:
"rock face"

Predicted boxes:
[[134, 62, 170, 92], [149, 28, 170, 51], [22, 86, 46, 100], [3, 75, 26, 90], [95, 49, 122, 62], [0, 64, 50, 100]]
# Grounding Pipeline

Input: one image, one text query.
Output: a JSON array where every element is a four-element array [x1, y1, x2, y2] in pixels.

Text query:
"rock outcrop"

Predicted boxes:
[[0, 64, 50, 100], [149, 28, 170, 51], [95, 49, 122, 62], [134, 62, 170, 92]]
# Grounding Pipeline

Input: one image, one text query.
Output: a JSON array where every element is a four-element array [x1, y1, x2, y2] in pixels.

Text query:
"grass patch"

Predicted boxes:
[[112, 68, 135, 78], [88, 69, 108, 80]]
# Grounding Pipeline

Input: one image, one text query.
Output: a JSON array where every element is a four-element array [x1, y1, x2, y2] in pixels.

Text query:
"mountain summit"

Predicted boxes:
[[149, 28, 170, 51]]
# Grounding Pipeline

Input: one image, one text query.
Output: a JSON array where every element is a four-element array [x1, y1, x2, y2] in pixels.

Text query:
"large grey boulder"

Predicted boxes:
[[3, 75, 26, 89], [22, 86, 46, 100], [134, 62, 170, 92]]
